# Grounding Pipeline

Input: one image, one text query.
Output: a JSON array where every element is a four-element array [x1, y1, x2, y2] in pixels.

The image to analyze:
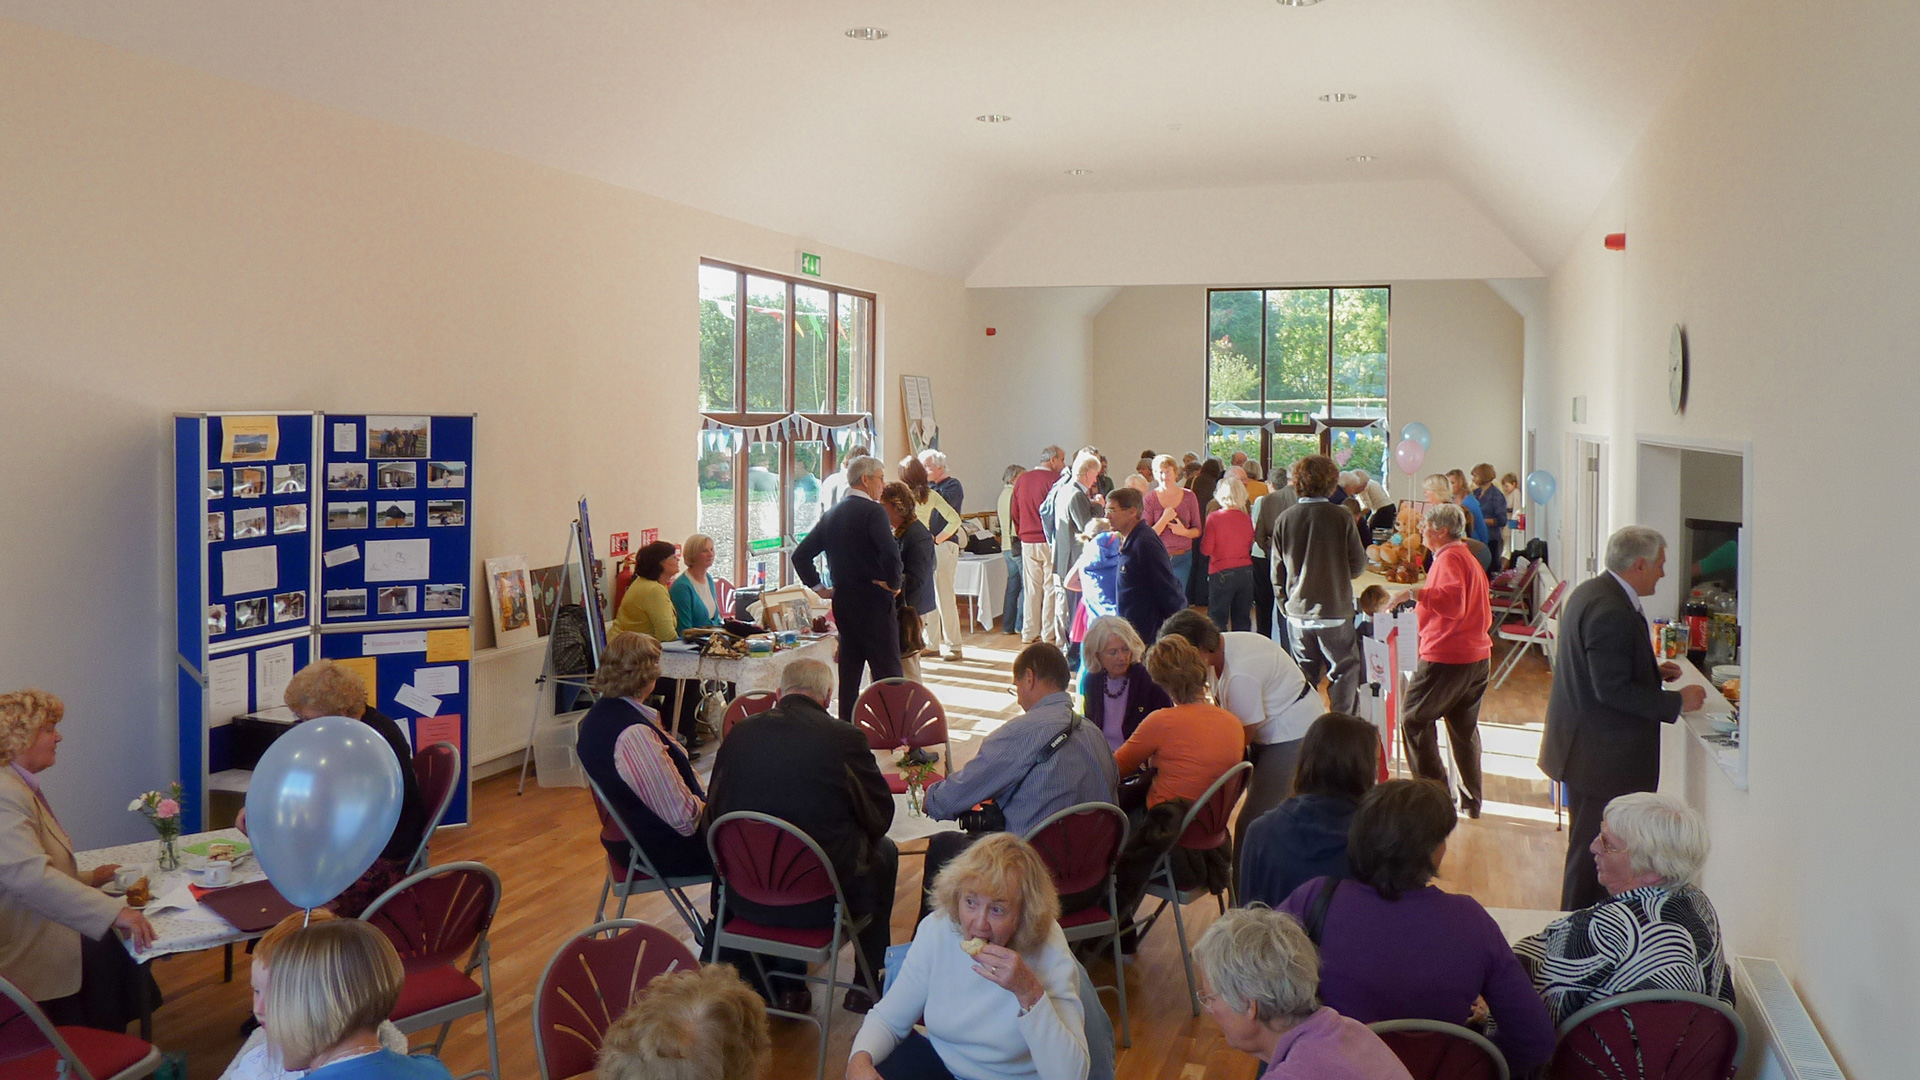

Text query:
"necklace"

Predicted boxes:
[[1103, 677, 1128, 699]]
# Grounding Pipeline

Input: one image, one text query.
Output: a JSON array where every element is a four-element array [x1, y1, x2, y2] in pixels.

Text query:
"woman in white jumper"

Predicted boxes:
[[847, 833, 1089, 1080]]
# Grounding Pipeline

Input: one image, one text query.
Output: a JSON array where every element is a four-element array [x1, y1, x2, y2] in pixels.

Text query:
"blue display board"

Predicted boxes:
[[318, 415, 474, 624], [318, 631, 472, 828]]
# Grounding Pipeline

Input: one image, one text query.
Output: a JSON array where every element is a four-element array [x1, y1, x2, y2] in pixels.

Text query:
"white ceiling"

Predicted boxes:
[[0, 0, 1732, 281]]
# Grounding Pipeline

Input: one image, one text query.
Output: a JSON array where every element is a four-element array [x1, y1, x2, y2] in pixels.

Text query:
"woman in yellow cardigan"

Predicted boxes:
[[611, 542, 705, 747]]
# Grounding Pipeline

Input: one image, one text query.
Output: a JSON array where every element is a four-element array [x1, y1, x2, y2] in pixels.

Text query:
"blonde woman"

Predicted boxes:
[[264, 920, 450, 1079], [900, 455, 966, 661], [671, 533, 728, 631], [1149, 454, 1203, 590], [1202, 475, 1257, 632], [599, 964, 772, 1080], [220, 910, 409, 1080]]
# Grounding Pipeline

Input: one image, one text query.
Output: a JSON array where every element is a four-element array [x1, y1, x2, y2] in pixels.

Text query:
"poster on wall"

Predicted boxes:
[[484, 555, 537, 649]]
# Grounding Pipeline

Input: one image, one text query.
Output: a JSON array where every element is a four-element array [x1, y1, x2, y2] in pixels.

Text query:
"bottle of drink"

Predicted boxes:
[[1684, 591, 1710, 669]]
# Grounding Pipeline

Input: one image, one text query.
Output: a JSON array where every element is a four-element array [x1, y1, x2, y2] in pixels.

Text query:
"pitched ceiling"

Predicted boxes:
[[0, 0, 1732, 280]]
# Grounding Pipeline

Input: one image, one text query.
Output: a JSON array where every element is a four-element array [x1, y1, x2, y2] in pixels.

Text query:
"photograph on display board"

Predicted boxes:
[[207, 605, 227, 636], [233, 597, 269, 631], [272, 464, 307, 494], [274, 591, 307, 623], [273, 504, 308, 535], [328, 502, 369, 530], [375, 500, 415, 528], [376, 586, 416, 616], [426, 461, 465, 488], [220, 416, 279, 463], [367, 416, 429, 459], [207, 469, 225, 500], [529, 564, 565, 636], [232, 507, 267, 540], [376, 462, 416, 490], [231, 467, 266, 499], [325, 590, 367, 618], [426, 500, 465, 527], [424, 584, 464, 612], [484, 555, 536, 648], [207, 512, 225, 543], [327, 462, 368, 491]]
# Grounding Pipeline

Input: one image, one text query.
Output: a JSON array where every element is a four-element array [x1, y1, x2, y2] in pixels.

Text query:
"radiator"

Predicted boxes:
[[1733, 956, 1846, 1080]]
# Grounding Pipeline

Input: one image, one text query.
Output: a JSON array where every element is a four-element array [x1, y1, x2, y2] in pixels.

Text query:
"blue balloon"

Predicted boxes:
[[1526, 469, 1558, 504], [245, 715, 404, 909], [1400, 422, 1432, 452]]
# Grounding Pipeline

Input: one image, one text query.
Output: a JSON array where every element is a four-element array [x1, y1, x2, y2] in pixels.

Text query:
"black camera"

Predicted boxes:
[[956, 801, 1006, 835]]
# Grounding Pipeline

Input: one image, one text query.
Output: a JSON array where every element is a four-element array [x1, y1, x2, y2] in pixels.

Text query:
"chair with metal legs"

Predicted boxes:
[[1134, 760, 1252, 1015]]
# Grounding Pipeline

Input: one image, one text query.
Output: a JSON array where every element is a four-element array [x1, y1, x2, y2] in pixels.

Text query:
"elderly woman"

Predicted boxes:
[[0, 689, 157, 1028], [883, 481, 937, 683], [265, 920, 452, 1079], [1514, 792, 1733, 1023], [1202, 475, 1258, 632], [1387, 503, 1493, 819], [1148, 454, 1202, 598], [901, 455, 965, 661], [1193, 907, 1412, 1079], [1238, 712, 1380, 909], [600, 963, 771, 1080], [1079, 615, 1172, 752], [575, 633, 712, 881], [849, 833, 1088, 1080], [1278, 780, 1555, 1074], [671, 533, 728, 632]]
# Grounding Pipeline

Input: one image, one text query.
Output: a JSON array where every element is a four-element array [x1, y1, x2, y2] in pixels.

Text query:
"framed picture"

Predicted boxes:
[[529, 564, 566, 636], [484, 554, 537, 649], [274, 591, 307, 623], [427, 499, 466, 527], [325, 590, 368, 618], [424, 584, 464, 612], [273, 504, 308, 535], [232, 507, 268, 540], [231, 467, 267, 499], [376, 586, 417, 615]]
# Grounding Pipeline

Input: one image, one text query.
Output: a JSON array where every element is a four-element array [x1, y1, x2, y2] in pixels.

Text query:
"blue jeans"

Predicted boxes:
[[1002, 549, 1023, 634], [1208, 565, 1257, 632]]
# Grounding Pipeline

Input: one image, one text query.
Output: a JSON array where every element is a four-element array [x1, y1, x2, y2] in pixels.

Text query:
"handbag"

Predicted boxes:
[[1303, 877, 1342, 945], [897, 602, 927, 656], [1115, 766, 1158, 814]]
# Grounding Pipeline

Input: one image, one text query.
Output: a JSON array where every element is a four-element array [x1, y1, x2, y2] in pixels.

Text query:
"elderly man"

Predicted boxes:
[[1540, 526, 1707, 909], [1387, 503, 1492, 818], [792, 455, 903, 722], [1107, 487, 1188, 646], [1514, 792, 1732, 1022], [705, 659, 896, 1013], [1051, 452, 1105, 654], [1340, 469, 1394, 516], [1011, 446, 1065, 645], [1274, 455, 1369, 713]]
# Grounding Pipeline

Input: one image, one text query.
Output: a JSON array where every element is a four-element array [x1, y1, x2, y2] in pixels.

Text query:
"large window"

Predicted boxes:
[[699, 261, 875, 586], [1206, 286, 1389, 483]]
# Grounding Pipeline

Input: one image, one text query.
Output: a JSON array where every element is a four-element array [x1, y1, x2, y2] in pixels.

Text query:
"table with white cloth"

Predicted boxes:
[[954, 552, 1008, 631], [886, 794, 962, 846], [658, 633, 839, 691]]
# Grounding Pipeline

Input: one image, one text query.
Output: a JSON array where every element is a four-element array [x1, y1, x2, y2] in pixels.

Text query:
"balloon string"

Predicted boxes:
[[303, 907, 312, 928]]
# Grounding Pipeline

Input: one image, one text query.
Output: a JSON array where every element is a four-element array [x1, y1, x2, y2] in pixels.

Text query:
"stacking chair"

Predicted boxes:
[[879, 943, 1119, 1080], [1135, 760, 1253, 1015], [1370, 1018, 1511, 1080], [1022, 802, 1132, 1046], [1550, 990, 1745, 1080], [585, 775, 711, 943], [408, 741, 463, 874], [361, 862, 503, 1080], [706, 811, 878, 1080], [852, 678, 952, 793], [1491, 579, 1569, 688], [1488, 559, 1541, 628], [532, 919, 699, 1080], [721, 690, 780, 739], [0, 974, 161, 1080]]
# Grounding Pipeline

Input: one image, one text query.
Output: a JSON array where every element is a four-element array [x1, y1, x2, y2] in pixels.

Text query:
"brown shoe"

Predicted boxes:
[[774, 987, 814, 1015], [842, 987, 877, 1014]]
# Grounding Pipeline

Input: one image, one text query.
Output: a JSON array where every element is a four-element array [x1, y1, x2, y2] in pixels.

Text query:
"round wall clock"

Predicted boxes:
[[1668, 323, 1688, 414]]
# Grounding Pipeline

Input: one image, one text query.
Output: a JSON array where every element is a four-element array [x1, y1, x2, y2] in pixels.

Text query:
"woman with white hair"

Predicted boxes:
[[1079, 615, 1172, 752], [1201, 475, 1257, 632], [1193, 908, 1412, 1079], [1513, 792, 1733, 1023]]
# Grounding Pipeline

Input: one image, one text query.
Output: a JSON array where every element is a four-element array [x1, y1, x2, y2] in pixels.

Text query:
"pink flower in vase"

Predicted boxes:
[[156, 799, 181, 818]]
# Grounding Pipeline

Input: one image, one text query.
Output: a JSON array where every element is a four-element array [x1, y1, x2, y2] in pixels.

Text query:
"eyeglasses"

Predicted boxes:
[[1005, 684, 1020, 697], [1598, 834, 1628, 855]]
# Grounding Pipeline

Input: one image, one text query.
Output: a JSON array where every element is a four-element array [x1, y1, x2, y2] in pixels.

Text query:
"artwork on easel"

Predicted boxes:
[[576, 497, 608, 659], [484, 555, 537, 649]]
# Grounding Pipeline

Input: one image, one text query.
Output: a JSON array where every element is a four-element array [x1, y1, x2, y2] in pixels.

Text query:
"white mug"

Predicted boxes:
[[113, 864, 145, 890], [201, 860, 233, 886]]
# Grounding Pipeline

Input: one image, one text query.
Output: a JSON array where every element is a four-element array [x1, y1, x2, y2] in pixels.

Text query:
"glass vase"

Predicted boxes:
[[156, 835, 181, 872], [905, 780, 925, 818]]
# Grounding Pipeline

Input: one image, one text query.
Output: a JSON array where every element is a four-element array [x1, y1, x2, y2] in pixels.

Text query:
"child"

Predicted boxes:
[[220, 911, 410, 1080], [1357, 584, 1392, 618]]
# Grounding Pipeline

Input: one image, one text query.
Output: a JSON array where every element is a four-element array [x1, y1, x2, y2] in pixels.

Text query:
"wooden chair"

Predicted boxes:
[[1550, 990, 1745, 1080], [1023, 802, 1132, 1046], [721, 690, 780, 738], [532, 919, 699, 1080], [1370, 1018, 1511, 1080], [408, 741, 463, 874], [360, 861, 503, 1080], [1135, 760, 1252, 1015], [584, 775, 711, 944], [852, 678, 951, 793], [0, 974, 161, 1080], [1492, 579, 1569, 688]]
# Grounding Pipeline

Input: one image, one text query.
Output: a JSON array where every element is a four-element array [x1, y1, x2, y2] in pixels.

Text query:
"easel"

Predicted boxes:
[[517, 514, 607, 794]]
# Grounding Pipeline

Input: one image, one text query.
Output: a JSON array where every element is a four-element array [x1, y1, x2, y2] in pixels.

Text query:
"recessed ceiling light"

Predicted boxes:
[[976, 114, 1012, 123], [1276, 0, 1322, 6], [1065, 169, 1092, 176], [1348, 155, 1376, 163], [1319, 92, 1359, 103], [844, 27, 887, 40]]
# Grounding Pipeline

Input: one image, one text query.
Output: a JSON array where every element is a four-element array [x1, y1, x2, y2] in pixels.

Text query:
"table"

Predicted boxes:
[[1486, 906, 1561, 943], [887, 794, 961, 846], [659, 633, 839, 691], [954, 553, 1008, 631]]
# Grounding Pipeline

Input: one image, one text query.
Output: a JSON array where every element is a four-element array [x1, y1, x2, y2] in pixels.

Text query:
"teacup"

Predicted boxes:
[[199, 860, 233, 886], [113, 864, 146, 890]]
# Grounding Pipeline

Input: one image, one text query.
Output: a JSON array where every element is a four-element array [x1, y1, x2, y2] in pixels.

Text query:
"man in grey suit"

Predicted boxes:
[[1540, 526, 1707, 910]]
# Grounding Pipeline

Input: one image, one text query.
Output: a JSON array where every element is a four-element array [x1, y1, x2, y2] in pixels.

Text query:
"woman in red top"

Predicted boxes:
[[1387, 502, 1493, 817], [1201, 476, 1258, 632]]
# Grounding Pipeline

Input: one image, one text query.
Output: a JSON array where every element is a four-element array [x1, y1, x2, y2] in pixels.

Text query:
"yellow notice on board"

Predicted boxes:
[[425, 629, 472, 663], [333, 656, 379, 707], [220, 415, 280, 463]]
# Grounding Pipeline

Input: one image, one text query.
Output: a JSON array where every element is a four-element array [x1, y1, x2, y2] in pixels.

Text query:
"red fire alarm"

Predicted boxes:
[[985, 327, 997, 336], [1604, 232, 1626, 251]]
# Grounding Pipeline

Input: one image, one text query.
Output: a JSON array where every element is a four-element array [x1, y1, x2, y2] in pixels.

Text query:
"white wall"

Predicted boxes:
[[1088, 281, 1523, 500], [1528, 1, 1920, 1073]]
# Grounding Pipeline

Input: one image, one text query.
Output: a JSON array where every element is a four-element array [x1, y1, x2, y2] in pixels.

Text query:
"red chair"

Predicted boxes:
[[1137, 760, 1252, 1015], [713, 576, 736, 621], [1370, 1019, 1511, 1080], [0, 974, 160, 1080], [532, 919, 699, 1080], [1489, 559, 1541, 627], [1550, 990, 1745, 1080], [408, 741, 463, 874], [1023, 802, 1132, 1047], [721, 690, 780, 739], [852, 678, 951, 793], [360, 861, 502, 1080], [585, 775, 712, 943], [706, 811, 878, 1080], [1492, 579, 1569, 688]]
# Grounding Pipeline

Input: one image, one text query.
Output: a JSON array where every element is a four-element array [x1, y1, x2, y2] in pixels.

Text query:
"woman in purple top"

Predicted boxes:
[[1193, 907, 1412, 1080], [1079, 615, 1173, 751], [1148, 454, 1202, 588], [1278, 780, 1555, 1075]]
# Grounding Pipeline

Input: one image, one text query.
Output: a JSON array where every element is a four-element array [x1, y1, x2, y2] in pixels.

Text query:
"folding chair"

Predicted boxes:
[[852, 678, 952, 793], [1370, 1018, 1511, 1080], [360, 861, 503, 1080], [1022, 802, 1132, 1046], [1551, 989, 1746, 1080], [532, 919, 699, 1080], [408, 741, 463, 874], [1488, 559, 1541, 628], [1135, 760, 1253, 1015], [706, 811, 878, 1080], [721, 690, 780, 739], [0, 974, 161, 1080], [1491, 579, 1568, 689], [584, 775, 711, 943]]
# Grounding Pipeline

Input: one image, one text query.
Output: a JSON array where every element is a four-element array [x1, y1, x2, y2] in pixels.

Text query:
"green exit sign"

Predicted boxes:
[[749, 536, 784, 553], [798, 252, 822, 277]]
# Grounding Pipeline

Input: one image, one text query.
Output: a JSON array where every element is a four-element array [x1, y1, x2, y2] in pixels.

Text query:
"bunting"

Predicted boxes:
[[698, 414, 874, 457]]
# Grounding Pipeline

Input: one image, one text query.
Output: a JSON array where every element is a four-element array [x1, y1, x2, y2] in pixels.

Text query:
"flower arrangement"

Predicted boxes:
[[129, 782, 185, 869], [895, 749, 939, 816]]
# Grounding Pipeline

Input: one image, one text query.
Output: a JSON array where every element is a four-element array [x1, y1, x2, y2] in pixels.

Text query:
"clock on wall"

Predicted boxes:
[[1669, 323, 1689, 414]]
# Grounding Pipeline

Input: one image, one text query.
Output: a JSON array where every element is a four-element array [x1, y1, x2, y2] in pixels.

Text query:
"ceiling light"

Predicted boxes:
[[1319, 92, 1359, 103], [976, 114, 1012, 123], [844, 27, 887, 40], [1065, 169, 1092, 176], [1348, 155, 1375, 163], [1276, 0, 1322, 6]]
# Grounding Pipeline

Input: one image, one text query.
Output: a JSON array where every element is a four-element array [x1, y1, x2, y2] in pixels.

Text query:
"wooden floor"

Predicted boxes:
[[146, 627, 1564, 1080]]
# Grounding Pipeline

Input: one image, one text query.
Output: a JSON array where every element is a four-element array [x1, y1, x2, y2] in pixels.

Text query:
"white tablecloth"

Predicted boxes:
[[659, 634, 838, 691], [887, 794, 962, 845], [955, 553, 1008, 631], [76, 828, 266, 960]]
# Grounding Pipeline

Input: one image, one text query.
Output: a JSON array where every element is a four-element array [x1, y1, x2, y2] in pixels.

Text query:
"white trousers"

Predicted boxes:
[[922, 541, 962, 652], [1021, 541, 1060, 645]]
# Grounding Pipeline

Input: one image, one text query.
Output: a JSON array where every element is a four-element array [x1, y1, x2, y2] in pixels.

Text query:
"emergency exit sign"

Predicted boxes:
[[798, 251, 822, 277]]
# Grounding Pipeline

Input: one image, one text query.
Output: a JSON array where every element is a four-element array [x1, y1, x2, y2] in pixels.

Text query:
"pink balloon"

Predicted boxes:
[[1394, 438, 1426, 476]]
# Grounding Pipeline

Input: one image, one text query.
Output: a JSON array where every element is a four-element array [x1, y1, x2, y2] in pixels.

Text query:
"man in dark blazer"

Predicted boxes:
[[793, 455, 903, 722], [1106, 486, 1188, 643], [705, 659, 896, 1013], [1540, 526, 1706, 910]]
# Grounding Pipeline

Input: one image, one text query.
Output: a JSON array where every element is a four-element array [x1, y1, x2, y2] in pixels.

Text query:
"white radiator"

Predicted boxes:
[[1733, 956, 1846, 1080]]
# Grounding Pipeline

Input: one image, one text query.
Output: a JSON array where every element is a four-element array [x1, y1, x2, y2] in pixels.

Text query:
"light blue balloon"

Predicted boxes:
[[1526, 469, 1558, 504], [245, 715, 404, 909], [1400, 422, 1432, 452]]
